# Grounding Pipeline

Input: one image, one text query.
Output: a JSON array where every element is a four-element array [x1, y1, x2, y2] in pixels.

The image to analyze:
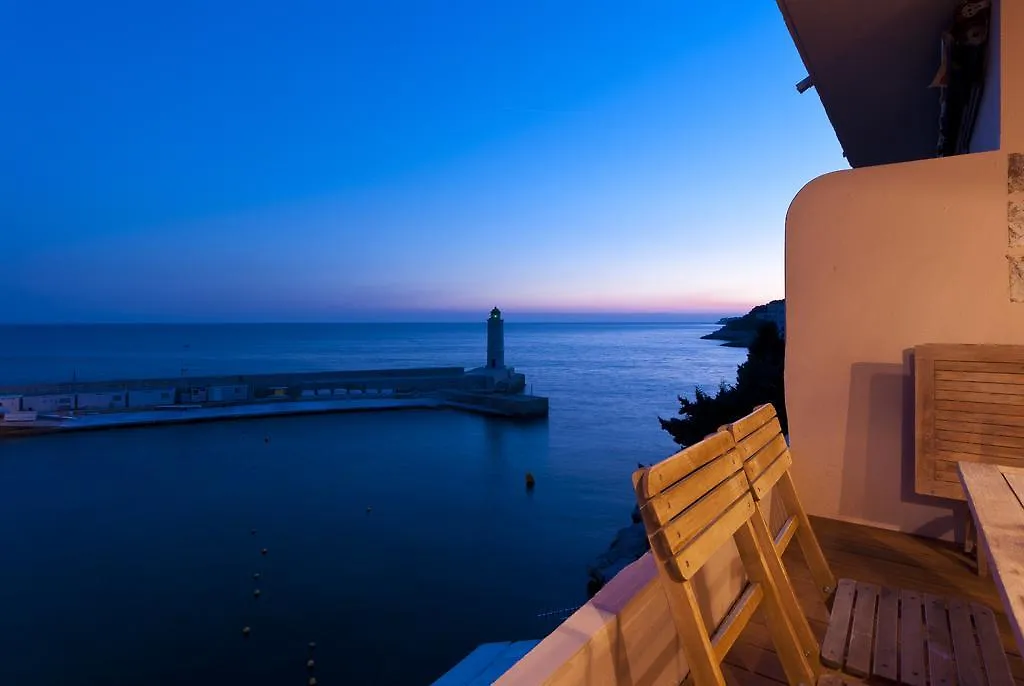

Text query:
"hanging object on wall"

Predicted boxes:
[[935, 0, 992, 157]]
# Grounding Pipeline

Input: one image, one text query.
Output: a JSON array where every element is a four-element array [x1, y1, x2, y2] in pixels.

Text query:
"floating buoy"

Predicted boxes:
[[264, 436, 270, 443], [307, 659, 315, 669], [242, 626, 251, 637], [250, 529, 257, 535], [261, 548, 268, 556], [366, 506, 372, 513], [253, 573, 260, 580], [253, 589, 261, 598], [309, 678, 317, 686], [525, 472, 536, 488], [309, 642, 317, 650]]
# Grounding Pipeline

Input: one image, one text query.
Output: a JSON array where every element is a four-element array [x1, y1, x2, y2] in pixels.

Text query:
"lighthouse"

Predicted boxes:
[[487, 307, 505, 369]]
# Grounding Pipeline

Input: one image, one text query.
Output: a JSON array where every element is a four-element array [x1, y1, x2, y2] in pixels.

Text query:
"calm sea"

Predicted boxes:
[[0, 322, 745, 685]]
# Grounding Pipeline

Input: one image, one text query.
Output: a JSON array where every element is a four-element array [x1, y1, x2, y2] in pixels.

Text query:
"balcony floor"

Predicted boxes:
[[722, 516, 1024, 686]]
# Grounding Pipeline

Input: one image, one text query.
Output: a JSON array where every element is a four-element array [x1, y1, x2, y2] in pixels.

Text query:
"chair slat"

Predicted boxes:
[[748, 450, 792, 500], [743, 432, 788, 484], [641, 431, 735, 498], [738, 420, 780, 463], [773, 514, 798, 556], [971, 602, 1015, 686], [872, 585, 899, 681], [656, 472, 749, 557], [822, 579, 856, 668], [900, 590, 927, 686], [846, 582, 879, 677], [711, 583, 764, 662], [924, 594, 955, 686], [671, 493, 754, 580], [949, 598, 986, 686], [641, 449, 743, 527], [725, 403, 776, 442]]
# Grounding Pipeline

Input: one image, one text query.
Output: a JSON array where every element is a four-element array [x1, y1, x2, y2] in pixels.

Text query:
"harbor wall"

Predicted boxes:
[[0, 367, 472, 410]]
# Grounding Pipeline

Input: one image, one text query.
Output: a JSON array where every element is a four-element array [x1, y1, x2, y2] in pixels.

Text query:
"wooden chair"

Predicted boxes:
[[719, 404, 836, 600], [632, 430, 821, 686], [722, 404, 1015, 686]]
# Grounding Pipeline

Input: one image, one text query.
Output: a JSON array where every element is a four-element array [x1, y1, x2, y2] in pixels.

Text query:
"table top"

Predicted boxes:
[[958, 462, 1024, 656]]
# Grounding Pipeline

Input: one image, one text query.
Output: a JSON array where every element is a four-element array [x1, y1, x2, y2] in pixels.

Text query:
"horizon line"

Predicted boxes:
[[0, 310, 748, 326]]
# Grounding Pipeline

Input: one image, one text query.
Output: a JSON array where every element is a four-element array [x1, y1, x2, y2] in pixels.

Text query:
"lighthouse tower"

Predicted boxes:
[[487, 307, 505, 369]]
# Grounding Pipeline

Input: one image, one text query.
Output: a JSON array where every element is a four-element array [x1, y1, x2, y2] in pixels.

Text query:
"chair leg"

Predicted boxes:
[[777, 473, 836, 597], [751, 505, 823, 670], [964, 510, 976, 555], [735, 519, 818, 686], [977, 527, 990, 578], [665, 577, 729, 686]]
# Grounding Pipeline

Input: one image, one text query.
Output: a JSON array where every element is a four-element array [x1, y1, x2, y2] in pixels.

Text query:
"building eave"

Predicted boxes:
[[776, 0, 964, 168]]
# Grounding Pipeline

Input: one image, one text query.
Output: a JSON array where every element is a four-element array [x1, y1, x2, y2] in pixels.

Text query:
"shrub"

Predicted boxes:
[[659, 322, 787, 447]]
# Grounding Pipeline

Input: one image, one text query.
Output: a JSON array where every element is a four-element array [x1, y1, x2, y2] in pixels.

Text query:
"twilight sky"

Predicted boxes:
[[2, 1, 844, 323]]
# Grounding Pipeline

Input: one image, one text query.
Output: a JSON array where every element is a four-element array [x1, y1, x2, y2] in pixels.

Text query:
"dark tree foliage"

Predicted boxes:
[[659, 322, 787, 448]]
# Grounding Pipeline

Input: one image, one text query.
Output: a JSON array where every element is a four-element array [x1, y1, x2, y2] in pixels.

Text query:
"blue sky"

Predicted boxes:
[[2, 1, 843, 323]]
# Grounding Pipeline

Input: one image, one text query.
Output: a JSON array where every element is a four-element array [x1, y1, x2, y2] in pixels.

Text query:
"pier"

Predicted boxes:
[[0, 309, 549, 437]]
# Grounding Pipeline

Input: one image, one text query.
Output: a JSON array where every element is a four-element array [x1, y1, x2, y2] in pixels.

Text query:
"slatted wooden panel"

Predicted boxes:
[[821, 579, 1014, 686], [915, 344, 1024, 500]]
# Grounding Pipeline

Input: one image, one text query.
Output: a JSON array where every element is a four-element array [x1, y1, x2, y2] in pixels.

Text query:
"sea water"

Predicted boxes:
[[0, 322, 745, 685]]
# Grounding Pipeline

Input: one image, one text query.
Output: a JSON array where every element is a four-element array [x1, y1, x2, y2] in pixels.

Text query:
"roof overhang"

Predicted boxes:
[[778, 0, 963, 168]]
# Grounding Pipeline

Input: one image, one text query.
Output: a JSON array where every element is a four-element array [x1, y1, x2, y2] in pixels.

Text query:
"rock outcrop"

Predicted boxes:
[[585, 504, 650, 597], [702, 299, 785, 347]]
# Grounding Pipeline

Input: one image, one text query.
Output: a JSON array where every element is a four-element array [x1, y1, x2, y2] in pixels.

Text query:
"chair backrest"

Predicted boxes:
[[722, 404, 837, 598], [633, 430, 819, 686]]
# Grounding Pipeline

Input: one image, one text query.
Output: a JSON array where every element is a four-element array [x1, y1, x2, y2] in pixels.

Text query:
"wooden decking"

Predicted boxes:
[[720, 516, 1024, 686]]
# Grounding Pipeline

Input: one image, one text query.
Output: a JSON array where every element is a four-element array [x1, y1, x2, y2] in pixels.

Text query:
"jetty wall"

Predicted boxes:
[[0, 367, 474, 404]]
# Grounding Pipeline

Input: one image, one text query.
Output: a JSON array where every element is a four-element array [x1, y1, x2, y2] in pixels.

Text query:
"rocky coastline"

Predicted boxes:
[[700, 299, 785, 347], [585, 301, 786, 596], [586, 503, 649, 598]]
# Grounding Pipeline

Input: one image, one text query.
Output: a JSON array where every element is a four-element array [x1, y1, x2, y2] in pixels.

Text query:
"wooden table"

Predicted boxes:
[[958, 462, 1024, 656]]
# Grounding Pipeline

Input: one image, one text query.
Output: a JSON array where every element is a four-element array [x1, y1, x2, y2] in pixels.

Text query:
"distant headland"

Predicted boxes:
[[700, 299, 785, 347]]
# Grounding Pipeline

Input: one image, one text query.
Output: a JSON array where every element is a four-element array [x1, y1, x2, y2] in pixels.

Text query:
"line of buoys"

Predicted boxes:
[[242, 528, 324, 683], [307, 642, 318, 684], [245, 529, 262, 639]]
